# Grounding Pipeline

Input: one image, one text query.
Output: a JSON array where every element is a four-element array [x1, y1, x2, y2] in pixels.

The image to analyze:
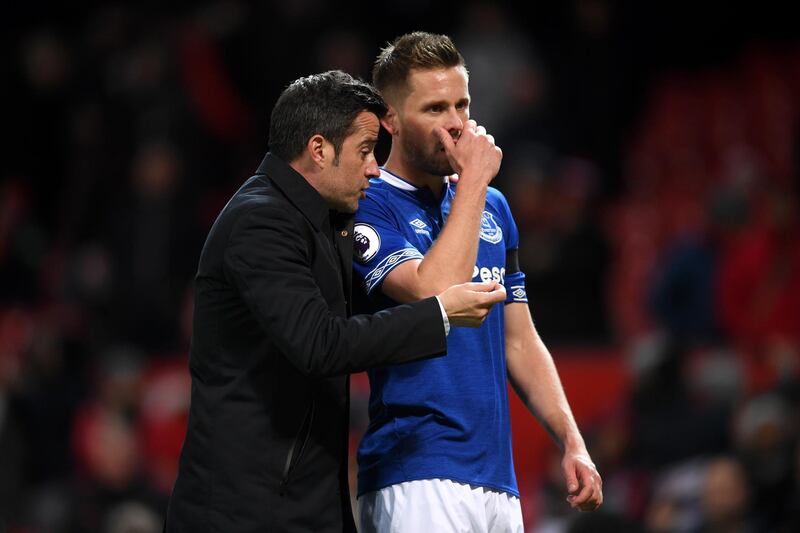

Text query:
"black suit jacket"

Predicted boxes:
[[164, 154, 447, 532]]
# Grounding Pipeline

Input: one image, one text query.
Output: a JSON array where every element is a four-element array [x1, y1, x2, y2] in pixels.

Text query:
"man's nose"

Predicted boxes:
[[365, 156, 380, 178], [443, 108, 463, 139]]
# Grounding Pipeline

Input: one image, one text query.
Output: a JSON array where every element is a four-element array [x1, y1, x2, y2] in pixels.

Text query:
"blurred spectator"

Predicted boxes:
[[692, 456, 756, 533], [553, 0, 623, 193], [0, 179, 48, 302], [627, 334, 730, 469], [582, 411, 650, 521], [531, 447, 574, 533], [647, 180, 750, 344], [13, 311, 85, 487], [733, 393, 795, 529], [68, 345, 164, 532], [454, 2, 548, 142], [104, 502, 161, 533], [644, 458, 708, 533], [567, 509, 644, 533], [685, 347, 745, 411], [8, 28, 75, 232], [70, 405, 163, 532], [782, 438, 800, 533], [137, 357, 190, 495], [105, 140, 201, 352], [716, 184, 800, 354], [508, 153, 611, 344], [0, 310, 29, 526]]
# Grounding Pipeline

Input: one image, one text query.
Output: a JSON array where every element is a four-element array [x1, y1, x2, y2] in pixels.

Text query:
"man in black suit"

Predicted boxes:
[[164, 70, 506, 532]]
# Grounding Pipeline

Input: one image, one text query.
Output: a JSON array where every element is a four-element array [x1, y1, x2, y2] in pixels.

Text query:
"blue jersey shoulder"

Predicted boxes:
[[486, 186, 512, 219], [356, 179, 399, 220], [362, 178, 395, 203]]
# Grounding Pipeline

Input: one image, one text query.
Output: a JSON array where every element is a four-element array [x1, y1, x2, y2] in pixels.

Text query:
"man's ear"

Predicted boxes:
[[307, 134, 327, 168], [380, 106, 399, 136]]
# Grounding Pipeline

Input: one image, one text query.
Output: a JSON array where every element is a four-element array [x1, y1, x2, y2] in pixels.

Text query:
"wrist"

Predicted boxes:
[[451, 179, 487, 203], [563, 432, 587, 453]]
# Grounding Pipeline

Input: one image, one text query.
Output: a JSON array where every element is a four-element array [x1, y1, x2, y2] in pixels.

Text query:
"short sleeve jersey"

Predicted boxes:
[[352, 168, 527, 497]]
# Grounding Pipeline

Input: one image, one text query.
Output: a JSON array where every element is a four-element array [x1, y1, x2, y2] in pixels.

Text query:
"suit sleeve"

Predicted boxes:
[[222, 204, 447, 377]]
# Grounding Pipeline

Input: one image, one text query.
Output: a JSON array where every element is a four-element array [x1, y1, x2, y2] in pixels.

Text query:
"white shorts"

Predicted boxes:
[[357, 478, 524, 533]]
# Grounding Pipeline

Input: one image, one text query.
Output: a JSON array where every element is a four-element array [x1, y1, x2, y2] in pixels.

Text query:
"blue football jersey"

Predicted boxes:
[[352, 168, 528, 497]]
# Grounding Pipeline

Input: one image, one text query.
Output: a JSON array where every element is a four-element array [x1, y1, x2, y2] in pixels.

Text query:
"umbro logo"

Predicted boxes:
[[409, 218, 430, 236]]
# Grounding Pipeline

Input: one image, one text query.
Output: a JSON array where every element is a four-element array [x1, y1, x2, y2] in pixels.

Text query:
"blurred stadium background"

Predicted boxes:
[[1, 1, 799, 531]]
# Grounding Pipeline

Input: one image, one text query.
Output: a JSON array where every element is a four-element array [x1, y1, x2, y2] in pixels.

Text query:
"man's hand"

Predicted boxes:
[[435, 119, 502, 188], [438, 281, 506, 327], [563, 448, 603, 512]]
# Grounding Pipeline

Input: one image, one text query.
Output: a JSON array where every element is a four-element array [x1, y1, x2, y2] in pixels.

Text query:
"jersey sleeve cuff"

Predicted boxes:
[[504, 271, 528, 303], [362, 247, 424, 294]]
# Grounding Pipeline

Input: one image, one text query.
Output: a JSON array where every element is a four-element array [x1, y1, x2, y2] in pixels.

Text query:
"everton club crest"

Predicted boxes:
[[479, 211, 503, 244]]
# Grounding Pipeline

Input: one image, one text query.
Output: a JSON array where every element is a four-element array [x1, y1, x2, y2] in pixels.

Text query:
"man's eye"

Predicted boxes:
[[429, 105, 442, 113]]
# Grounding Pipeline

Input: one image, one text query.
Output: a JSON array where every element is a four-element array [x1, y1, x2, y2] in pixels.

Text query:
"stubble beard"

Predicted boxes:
[[402, 133, 453, 177]]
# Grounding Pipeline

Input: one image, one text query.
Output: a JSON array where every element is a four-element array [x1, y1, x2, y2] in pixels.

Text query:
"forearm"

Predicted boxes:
[[383, 185, 487, 304], [381, 118, 502, 302], [505, 305, 602, 510], [416, 184, 486, 292], [512, 339, 583, 448], [225, 205, 448, 377], [290, 298, 447, 376], [506, 305, 585, 451]]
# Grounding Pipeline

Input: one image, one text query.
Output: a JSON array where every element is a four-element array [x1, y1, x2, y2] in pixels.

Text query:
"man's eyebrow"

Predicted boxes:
[[420, 96, 470, 107], [360, 137, 378, 146]]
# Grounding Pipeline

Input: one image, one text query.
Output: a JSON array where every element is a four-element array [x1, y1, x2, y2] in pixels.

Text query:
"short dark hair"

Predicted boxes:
[[372, 32, 465, 102], [268, 70, 387, 163]]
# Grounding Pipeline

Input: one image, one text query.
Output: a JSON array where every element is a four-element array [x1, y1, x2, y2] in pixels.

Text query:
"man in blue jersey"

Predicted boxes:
[[352, 32, 603, 531]]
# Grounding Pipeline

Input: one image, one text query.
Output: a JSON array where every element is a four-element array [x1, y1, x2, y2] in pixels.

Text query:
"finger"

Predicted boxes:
[[466, 119, 478, 132], [476, 125, 486, 136], [486, 134, 495, 146], [434, 126, 457, 154], [593, 480, 604, 507], [482, 286, 506, 304], [564, 463, 580, 495], [577, 488, 602, 511], [574, 465, 600, 504], [459, 281, 498, 292], [568, 480, 595, 506]]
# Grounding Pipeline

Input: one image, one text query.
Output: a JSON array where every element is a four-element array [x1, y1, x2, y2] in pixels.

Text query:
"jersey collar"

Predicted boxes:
[[379, 168, 451, 207]]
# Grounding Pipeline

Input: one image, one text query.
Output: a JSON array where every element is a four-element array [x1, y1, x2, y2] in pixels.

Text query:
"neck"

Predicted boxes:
[[383, 151, 445, 201]]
